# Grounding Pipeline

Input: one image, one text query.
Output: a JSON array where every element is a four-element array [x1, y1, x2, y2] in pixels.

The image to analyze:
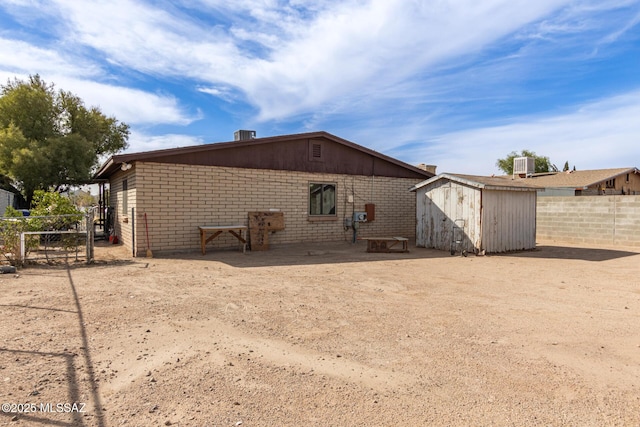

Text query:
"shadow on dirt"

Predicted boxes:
[[53, 241, 639, 269], [0, 348, 83, 427], [495, 245, 639, 262], [0, 260, 106, 427], [151, 241, 457, 268]]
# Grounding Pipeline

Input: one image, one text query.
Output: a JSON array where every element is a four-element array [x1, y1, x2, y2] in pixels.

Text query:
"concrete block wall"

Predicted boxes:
[[537, 196, 640, 247], [121, 162, 419, 255]]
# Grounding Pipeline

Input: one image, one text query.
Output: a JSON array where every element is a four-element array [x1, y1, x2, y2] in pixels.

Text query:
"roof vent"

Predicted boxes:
[[513, 157, 534, 178], [234, 130, 256, 141]]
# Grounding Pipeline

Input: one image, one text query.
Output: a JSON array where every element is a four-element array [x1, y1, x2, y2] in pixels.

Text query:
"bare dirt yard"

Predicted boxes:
[[1, 239, 639, 426]]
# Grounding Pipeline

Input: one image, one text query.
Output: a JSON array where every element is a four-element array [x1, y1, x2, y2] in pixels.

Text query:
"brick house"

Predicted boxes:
[[94, 131, 433, 256]]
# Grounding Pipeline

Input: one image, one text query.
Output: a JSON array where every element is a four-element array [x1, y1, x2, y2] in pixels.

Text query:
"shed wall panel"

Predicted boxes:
[[481, 190, 536, 252], [0, 189, 14, 214]]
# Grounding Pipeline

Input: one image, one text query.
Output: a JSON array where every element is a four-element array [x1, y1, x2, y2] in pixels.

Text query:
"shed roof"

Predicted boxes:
[[94, 131, 433, 180], [410, 173, 542, 192], [513, 167, 639, 189]]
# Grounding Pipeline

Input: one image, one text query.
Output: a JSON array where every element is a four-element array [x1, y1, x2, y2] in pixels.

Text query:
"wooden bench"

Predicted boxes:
[[360, 237, 409, 253], [198, 225, 247, 254]]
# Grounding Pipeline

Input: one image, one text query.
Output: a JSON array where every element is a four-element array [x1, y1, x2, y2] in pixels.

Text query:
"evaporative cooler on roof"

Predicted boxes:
[[234, 130, 256, 141], [513, 157, 535, 177]]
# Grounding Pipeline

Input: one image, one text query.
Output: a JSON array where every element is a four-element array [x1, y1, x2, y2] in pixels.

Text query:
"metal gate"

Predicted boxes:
[[1, 208, 95, 266]]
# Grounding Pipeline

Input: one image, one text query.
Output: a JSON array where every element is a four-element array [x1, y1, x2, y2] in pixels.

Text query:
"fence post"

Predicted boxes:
[[20, 231, 25, 263], [86, 209, 94, 264]]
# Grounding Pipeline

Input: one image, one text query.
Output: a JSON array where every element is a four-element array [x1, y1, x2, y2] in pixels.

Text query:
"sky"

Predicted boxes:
[[0, 0, 639, 175]]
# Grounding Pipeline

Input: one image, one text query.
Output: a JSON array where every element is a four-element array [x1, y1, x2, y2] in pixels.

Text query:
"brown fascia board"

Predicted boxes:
[[94, 131, 434, 179]]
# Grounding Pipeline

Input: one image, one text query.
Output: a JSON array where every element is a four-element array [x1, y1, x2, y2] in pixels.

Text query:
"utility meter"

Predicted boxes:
[[353, 212, 367, 222]]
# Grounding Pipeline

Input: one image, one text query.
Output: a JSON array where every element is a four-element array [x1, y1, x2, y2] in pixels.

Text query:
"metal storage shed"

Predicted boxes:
[[410, 174, 540, 254], [0, 188, 15, 214]]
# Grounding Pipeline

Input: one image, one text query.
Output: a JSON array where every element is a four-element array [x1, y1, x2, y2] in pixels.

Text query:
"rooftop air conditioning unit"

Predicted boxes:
[[513, 157, 535, 177], [234, 130, 256, 141]]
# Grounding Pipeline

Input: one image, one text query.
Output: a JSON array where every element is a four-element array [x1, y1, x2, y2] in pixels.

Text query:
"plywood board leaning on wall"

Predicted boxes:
[[248, 211, 285, 250]]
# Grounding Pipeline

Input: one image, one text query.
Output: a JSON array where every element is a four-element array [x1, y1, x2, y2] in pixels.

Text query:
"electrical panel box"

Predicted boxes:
[[365, 203, 375, 222], [353, 212, 367, 222]]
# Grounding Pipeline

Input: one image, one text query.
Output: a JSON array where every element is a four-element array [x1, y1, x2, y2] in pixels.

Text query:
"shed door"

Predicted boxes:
[[421, 181, 480, 252]]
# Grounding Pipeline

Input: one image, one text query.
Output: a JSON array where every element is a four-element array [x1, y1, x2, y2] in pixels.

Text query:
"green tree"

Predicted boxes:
[[0, 75, 129, 204], [496, 150, 554, 175], [563, 161, 570, 172]]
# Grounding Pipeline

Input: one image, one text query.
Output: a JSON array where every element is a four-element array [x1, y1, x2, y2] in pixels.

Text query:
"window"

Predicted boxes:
[[309, 183, 336, 216], [605, 178, 615, 189], [122, 179, 128, 215]]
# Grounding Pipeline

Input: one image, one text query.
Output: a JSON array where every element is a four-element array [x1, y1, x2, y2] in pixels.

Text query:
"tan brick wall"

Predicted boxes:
[[109, 168, 136, 255], [119, 162, 420, 255], [537, 195, 640, 247]]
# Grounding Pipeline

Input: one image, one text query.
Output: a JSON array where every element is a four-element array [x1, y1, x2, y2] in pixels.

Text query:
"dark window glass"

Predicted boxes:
[[309, 183, 336, 215]]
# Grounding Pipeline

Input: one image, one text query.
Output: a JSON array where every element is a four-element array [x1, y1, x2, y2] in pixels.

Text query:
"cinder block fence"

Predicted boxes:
[[536, 196, 640, 247]]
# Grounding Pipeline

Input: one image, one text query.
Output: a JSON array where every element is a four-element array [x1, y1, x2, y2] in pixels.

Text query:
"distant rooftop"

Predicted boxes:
[[512, 167, 638, 188]]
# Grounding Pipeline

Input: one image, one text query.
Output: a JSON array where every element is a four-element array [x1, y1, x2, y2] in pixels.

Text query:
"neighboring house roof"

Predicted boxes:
[[94, 131, 433, 180], [0, 174, 20, 194], [515, 167, 639, 189], [410, 173, 542, 192]]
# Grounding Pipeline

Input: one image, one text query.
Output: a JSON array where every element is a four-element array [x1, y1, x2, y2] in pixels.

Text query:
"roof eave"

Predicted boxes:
[[94, 157, 115, 179], [410, 173, 540, 192]]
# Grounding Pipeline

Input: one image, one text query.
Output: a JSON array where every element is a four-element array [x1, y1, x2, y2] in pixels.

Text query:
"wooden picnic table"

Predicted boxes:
[[198, 225, 247, 254]]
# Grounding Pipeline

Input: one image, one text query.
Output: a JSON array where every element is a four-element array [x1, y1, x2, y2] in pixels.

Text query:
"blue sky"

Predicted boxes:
[[1, 0, 639, 175]]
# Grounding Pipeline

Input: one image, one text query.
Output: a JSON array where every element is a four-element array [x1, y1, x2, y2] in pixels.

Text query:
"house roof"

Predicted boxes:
[[94, 131, 433, 180], [410, 173, 542, 192], [515, 167, 639, 189], [0, 174, 20, 194]]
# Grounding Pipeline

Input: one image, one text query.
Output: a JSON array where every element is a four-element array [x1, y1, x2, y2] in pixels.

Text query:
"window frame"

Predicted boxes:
[[308, 182, 337, 219]]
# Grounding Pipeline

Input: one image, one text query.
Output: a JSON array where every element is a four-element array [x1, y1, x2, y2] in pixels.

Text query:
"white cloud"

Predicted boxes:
[[239, 0, 571, 120], [196, 85, 238, 103], [418, 90, 640, 175], [3, 0, 639, 165], [55, 78, 199, 126], [126, 131, 206, 154], [52, 0, 246, 80], [0, 37, 101, 78], [24, 0, 572, 121], [0, 69, 196, 127]]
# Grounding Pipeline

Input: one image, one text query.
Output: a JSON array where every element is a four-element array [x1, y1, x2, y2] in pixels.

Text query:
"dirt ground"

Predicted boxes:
[[1, 239, 639, 426]]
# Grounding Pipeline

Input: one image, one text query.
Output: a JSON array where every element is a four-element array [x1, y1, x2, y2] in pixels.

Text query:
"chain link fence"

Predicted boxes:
[[0, 208, 95, 266]]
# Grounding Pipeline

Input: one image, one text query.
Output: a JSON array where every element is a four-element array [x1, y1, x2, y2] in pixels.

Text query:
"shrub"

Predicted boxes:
[[0, 207, 37, 266], [1, 191, 84, 265]]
